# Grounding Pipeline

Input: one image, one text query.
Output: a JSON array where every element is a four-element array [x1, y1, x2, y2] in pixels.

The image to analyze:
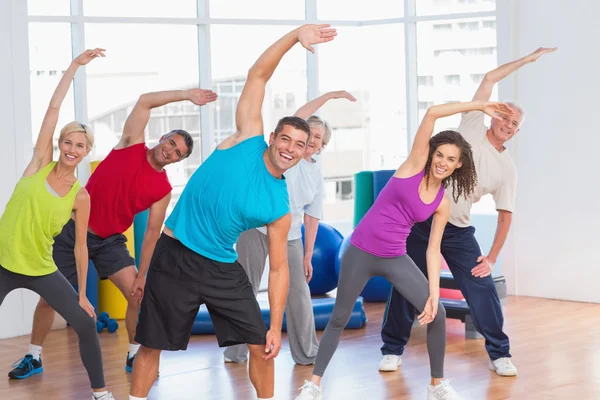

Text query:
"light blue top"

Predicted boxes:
[[166, 136, 289, 263]]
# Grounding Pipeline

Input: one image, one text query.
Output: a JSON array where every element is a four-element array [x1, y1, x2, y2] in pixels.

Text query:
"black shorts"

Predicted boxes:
[[135, 234, 267, 351], [53, 219, 136, 285]]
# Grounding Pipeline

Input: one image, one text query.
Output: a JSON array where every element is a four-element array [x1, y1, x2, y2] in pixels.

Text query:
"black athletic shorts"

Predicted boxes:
[[53, 219, 136, 285], [135, 233, 267, 351]]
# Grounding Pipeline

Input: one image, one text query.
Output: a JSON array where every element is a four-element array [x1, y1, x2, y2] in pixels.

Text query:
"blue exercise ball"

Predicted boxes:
[[335, 231, 391, 302], [301, 222, 343, 295]]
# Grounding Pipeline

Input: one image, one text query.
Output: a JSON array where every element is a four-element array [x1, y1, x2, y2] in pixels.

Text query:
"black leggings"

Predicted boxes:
[[0, 266, 105, 388]]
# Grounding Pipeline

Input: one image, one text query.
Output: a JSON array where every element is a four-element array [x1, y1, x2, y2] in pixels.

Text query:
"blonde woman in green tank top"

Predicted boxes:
[[0, 49, 115, 399]]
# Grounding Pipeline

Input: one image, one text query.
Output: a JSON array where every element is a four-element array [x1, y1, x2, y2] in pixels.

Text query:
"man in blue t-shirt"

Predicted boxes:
[[129, 24, 337, 400]]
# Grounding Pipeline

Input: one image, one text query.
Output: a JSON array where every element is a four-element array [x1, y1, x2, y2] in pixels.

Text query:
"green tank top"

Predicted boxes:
[[0, 162, 81, 276]]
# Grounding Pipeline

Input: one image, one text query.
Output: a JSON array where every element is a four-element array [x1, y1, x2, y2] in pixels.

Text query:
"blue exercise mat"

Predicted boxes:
[[191, 297, 368, 335]]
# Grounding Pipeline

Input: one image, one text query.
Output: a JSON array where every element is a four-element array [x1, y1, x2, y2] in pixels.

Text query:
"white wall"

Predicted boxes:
[[0, 0, 42, 339], [497, 0, 600, 303]]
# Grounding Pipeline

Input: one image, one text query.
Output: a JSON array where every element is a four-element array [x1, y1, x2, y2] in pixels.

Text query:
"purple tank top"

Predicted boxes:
[[350, 169, 445, 258]]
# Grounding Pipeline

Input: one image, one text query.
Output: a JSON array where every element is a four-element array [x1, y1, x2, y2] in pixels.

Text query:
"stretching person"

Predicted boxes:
[[296, 101, 514, 400], [9, 85, 217, 378], [378, 47, 556, 377], [223, 90, 357, 365], [0, 49, 115, 400], [129, 24, 336, 400]]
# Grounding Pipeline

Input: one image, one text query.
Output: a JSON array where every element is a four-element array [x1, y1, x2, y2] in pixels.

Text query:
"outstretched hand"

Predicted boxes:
[[73, 48, 106, 66], [186, 89, 218, 106], [330, 90, 357, 102], [527, 47, 557, 63], [298, 24, 337, 54], [482, 101, 514, 121]]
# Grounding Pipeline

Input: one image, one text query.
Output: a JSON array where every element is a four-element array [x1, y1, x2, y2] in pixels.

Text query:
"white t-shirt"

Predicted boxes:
[[450, 111, 518, 227], [257, 158, 324, 240]]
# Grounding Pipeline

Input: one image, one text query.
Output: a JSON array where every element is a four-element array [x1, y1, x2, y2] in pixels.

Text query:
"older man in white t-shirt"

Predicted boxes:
[[378, 47, 556, 377]]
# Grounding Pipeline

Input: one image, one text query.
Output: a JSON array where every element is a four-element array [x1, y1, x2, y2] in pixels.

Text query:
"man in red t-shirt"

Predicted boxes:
[[9, 87, 217, 378]]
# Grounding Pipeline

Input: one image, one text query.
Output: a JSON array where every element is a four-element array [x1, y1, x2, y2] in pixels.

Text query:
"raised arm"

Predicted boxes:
[[23, 48, 105, 177], [472, 47, 557, 102], [294, 90, 356, 120], [117, 88, 217, 149], [417, 196, 450, 325], [226, 24, 336, 149], [399, 101, 514, 176], [130, 193, 171, 304], [72, 188, 96, 319], [263, 213, 292, 360]]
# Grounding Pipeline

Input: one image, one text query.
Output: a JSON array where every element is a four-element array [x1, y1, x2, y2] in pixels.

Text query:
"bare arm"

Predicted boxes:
[[263, 213, 292, 360], [472, 210, 512, 278], [23, 49, 105, 178], [294, 90, 356, 120], [223, 24, 336, 150], [130, 193, 171, 302], [117, 89, 217, 149], [473, 47, 557, 102], [302, 214, 319, 283], [398, 101, 513, 176], [72, 188, 96, 319], [417, 197, 449, 325]]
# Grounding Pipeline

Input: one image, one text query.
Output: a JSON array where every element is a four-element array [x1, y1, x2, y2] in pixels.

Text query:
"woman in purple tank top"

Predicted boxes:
[[295, 100, 514, 400]]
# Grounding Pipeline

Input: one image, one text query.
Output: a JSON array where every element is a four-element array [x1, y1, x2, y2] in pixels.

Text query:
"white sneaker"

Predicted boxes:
[[295, 380, 323, 400], [92, 392, 115, 400], [378, 354, 402, 371], [489, 357, 517, 376], [427, 380, 462, 400]]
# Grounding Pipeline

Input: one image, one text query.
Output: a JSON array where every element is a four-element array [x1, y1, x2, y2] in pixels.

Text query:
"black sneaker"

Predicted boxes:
[[125, 352, 135, 373], [8, 354, 43, 379]]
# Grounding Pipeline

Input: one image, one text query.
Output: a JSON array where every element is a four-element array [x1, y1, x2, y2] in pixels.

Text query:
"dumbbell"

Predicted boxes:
[[96, 312, 119, 333]]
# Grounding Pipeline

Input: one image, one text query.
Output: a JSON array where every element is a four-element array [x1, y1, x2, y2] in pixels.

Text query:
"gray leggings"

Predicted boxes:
[[0, 266, 105, 388], [313, 244, 446, 378]]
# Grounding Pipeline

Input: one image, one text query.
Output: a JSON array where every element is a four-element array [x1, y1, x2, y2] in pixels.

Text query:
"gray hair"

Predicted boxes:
[[504, 101, 525, 127], [306, 115, 332, 149]]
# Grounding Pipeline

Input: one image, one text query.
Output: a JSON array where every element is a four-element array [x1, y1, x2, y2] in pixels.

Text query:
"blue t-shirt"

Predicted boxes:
[[166, 136, 289, 263]]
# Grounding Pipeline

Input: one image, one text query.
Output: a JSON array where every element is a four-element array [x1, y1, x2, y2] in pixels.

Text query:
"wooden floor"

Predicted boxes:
[[1, 295, 600, 399]]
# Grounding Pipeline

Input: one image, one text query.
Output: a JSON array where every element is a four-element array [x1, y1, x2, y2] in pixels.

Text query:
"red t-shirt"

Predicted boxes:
[[86, 143, 172, 238]]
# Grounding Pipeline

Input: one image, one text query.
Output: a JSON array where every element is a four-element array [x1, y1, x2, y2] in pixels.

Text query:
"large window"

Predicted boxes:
[[83, 0, 197, 18], [26, 0, 499, 225], [417, 0, 495, 16], [210, 0, 305, 19], [318, 25, 406, 223], [417, 17, 498, 132], [318, 0, 403, 20]]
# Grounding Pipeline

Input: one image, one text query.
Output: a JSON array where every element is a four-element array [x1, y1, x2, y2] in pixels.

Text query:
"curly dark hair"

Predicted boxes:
[[424, 130, 478, 202]]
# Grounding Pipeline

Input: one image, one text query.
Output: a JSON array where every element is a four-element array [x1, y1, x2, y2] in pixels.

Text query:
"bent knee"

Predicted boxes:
[[37, 297, 53, 310], [329, 308, 351, 329]]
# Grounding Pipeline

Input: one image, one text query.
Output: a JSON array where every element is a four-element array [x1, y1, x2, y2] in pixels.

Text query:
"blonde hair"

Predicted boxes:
[[306, 115, 332, 149], [59, 121, 95, 151]]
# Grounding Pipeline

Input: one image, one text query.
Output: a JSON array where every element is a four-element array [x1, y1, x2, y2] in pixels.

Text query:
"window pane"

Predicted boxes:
[[85, 24, 200, 216], [418, 0, 495, 15], [28, 23, 74, 158], [84, 0, 197, 17], [318, 25, 406, 225], [417, 17, 497, 131], [318, 0, 403, 20], [210, 25, 308, 151], [28, 0, 70, 16], [210, 0, 304, 19]]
